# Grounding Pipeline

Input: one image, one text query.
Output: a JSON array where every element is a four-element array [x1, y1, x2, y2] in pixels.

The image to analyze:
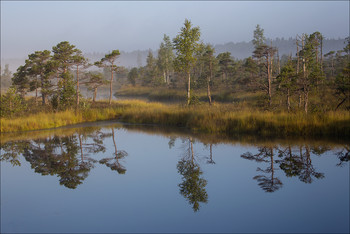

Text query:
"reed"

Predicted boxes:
[[1, 100, 349, 138]]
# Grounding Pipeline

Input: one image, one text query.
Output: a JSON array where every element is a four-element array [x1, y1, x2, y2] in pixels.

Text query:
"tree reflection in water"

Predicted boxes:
[[99, 128, 128, 174], [242, 146, 283, 192], [205, 144, 215, 165], [0, 128, 113, 189], [177, 137, 208, 212], [335, 145, 350, 167], [0, 140, 29, 166], [1, 128, 349, 194], [241, 144, 333, 192]]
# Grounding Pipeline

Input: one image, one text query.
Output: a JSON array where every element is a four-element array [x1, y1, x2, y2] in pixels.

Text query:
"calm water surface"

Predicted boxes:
[[1, 122, 349, 233]]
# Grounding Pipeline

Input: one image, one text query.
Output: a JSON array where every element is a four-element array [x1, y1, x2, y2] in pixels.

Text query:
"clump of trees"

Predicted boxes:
[[1, 20, 349, 119], [1, 41, 123, 117], [125, 22, 349, 112]]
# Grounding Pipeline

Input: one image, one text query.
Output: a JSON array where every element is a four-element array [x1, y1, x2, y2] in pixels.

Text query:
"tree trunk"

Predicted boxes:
[[79, 134, 83, 162], [287, 88, 290, 112], [302, 36, 308, 114], [42, 93, 46, 105], [207, 77, 212, 105], [112, 128, 120, 166], [35, 86, 38, 105], [207, 59, 213, 105], [35, 77, 38, 105], [76, 65, 80, 107], [190, 137, 194, 164], [296, 36, 300, 74], [335, 97, 347, 110], [41, 78, 46, 105], [112, 128, 117, 156], [267, 56, 271, 106], [187, 71, 191, 105], [210, 144, 213, 162], [304, 88, 308, 114], [277, 50, 280, 75], [270, 147, 274, 185], [93, 87, 97, 102], [109, 66, 114, 105], [320, 37, 323, 73]]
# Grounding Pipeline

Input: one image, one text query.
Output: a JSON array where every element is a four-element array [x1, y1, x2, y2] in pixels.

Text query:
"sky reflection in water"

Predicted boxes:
[[1, 123, 349, 233]]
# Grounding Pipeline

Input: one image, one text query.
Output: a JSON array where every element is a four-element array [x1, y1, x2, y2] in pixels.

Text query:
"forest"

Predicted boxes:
[[0, 20, 349, 137]]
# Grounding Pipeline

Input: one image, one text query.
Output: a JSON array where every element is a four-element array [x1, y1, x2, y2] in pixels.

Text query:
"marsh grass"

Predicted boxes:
[[1, 99, 349, 138]]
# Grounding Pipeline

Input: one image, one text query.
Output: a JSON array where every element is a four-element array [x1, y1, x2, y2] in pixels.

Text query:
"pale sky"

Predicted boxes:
[[1, 1, 349, 59]]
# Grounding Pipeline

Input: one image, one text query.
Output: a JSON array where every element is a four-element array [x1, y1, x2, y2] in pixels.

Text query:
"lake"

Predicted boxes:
[[1, 122, 349, 233]]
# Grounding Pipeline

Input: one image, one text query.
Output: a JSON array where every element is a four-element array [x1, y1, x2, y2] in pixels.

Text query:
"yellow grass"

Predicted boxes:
[[1, 100, 349, 138]]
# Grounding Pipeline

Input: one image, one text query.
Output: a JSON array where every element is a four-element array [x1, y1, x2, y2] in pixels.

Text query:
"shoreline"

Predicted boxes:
[[1, 100, 349, 139]]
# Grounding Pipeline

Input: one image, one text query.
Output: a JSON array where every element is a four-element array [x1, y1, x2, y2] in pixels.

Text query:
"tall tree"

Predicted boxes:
[[173, 19, 201, 105], [243, 57, 259, 84], [217, 52, 235, 83], [12, 65, 31, 97], [144, 50, 159, 85], [52, 41, 80, 109], [95, 50, 120, 105], [276, 59, 296, 111], [202, 44, 217, 104], [72, 50, 89, 107], [298, 33, 324, 113], [12, 51, 52, 104], [334, 61, 350, 110], [28, 50, 52, 105], [253, 44, 277, 106], [157, 34, 174, 84], [252, 25, 276, 106], [252, 24, 266, 49]]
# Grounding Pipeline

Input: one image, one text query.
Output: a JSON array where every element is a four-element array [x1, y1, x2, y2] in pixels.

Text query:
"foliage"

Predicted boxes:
[[173, 19, 201, 73], [127, 67, 138, 86], [173, 19, 201, 104], [177, 157, 208, 212], [334, 62, 350, 110], [252, 24, 266, 48], [0, 87, 27, 118]]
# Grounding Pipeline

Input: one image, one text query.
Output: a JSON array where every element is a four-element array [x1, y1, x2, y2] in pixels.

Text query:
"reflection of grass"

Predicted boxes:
[[1, 100, 349, 138]]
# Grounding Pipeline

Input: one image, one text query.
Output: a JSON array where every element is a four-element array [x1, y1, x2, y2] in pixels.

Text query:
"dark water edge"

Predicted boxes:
[[2, 119, 349, 146]]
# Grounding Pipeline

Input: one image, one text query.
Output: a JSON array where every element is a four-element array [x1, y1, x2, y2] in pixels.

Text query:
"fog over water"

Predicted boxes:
[[1, 1, 349, 61]]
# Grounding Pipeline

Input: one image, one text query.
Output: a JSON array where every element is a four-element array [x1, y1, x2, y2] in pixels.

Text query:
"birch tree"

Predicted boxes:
[[173, 19, 201, 105]]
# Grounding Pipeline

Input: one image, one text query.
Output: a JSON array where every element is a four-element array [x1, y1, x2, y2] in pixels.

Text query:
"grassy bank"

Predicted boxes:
[[1, 100, 350, 138], [115, 86, 262, 104]]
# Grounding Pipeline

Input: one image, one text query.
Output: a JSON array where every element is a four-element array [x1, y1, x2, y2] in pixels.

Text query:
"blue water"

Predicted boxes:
[[1, 123, 349, 233]]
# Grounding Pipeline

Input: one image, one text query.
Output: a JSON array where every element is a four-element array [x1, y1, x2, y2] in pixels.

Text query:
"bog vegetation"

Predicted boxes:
[[1, 20, 349, 137]]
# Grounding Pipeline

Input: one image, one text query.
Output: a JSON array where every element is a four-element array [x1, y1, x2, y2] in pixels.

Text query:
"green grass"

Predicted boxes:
[[1, 99, 349, 139]]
